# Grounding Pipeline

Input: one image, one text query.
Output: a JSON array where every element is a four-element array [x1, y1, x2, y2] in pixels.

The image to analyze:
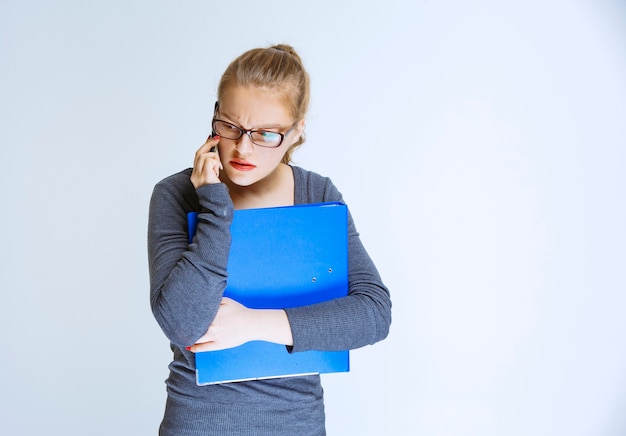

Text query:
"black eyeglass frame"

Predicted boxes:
[[211, 101, 299, 148]]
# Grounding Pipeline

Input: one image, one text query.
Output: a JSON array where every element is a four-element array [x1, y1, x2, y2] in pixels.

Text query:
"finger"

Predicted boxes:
[[193, 152, 206, 175], [187, 341, 219, 353], [203, 134, 220, 147], [192, 158, 209, 185], [194, 138, 221, 173], [193, 152, 221, 179], [194, 152, 216, 172], [191, 161, 219, 188], [196, 135, 221, 155], [209, 150, 223, 175], [199, 154, 221, 179], [186, 341, 211, 353]]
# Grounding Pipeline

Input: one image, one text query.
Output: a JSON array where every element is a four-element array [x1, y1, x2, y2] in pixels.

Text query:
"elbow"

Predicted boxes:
[[154, 311, 209, 348], [163, 324, 203, 348], [150, 296, 214, 348], [149, 273, 226, 347], [370, 294, 392, 345], [374, 306, 392, 344]]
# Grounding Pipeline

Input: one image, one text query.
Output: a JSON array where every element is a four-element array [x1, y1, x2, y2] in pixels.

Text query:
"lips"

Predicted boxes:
[[230, 159, 257, 172]]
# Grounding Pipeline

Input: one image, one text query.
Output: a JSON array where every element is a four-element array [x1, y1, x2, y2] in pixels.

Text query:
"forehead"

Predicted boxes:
[[219, 86, 292, 127]]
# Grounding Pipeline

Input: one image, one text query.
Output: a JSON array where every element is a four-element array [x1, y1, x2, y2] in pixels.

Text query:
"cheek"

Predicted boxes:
[[264, 149, 289, 167]]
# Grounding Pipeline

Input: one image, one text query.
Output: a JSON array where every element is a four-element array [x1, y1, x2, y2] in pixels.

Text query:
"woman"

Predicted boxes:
[[148, 44, 392, 436]]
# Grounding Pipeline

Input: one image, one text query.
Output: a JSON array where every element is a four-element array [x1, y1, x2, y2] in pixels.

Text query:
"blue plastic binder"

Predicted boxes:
[[187, 202, 350, 385]]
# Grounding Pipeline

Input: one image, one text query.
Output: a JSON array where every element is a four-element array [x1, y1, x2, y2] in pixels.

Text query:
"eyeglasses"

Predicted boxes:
[[212, 118, 299, 148]]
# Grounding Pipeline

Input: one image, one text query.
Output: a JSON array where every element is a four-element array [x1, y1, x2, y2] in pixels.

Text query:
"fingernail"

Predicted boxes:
[[185, 346, 192, 351], [213, 135, 220, 140]]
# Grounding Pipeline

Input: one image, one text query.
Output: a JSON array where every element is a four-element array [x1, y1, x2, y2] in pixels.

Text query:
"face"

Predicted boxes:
[[216, 86, 303, 188]]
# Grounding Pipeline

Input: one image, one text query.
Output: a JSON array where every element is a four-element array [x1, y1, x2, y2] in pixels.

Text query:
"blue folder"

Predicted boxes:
[[187, 202, 349, 385]]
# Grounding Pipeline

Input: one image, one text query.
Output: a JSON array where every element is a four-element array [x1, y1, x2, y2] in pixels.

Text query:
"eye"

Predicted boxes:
[[214, 120, 243, 139], [257, 130, 281, 141], [223, 122, 240, 132], [250, 130, 282, 147]]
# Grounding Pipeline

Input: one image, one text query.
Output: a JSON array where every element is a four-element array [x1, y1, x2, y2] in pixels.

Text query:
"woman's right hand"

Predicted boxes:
[[190, 136, 223, 188]]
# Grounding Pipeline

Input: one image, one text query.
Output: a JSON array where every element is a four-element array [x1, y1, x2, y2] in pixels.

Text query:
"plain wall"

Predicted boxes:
[[1, 0, 625, 435]]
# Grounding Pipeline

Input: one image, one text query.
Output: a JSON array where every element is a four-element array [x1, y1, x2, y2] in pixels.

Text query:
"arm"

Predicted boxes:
[[148, 174, 234, 347], [187, 297, 293, 352], [149, 138, 232, 347], [285, 177, 392, 352], [183, 203, 389, 354], [286, 214, 392, 351]]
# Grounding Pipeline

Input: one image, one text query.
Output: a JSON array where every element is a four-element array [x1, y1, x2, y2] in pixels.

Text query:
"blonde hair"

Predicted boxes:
[[217, 44, 310, 164]]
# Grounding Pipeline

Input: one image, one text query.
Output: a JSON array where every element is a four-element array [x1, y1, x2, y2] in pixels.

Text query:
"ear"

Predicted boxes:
[[294, 119, 306, 139]]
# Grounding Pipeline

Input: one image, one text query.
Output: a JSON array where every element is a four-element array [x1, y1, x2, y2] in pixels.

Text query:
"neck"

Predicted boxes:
[[223, 164, 294, 210]]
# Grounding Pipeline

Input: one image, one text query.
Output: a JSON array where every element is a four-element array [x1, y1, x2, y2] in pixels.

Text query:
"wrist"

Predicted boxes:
[[251, 309, 294, 346]]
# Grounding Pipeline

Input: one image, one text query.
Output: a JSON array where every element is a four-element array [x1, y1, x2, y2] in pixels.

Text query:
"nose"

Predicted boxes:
[[234, 132, 254, 156]]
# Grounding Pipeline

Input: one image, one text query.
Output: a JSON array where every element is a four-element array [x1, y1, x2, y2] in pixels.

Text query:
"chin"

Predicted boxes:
[[225, 171, 261, 188]]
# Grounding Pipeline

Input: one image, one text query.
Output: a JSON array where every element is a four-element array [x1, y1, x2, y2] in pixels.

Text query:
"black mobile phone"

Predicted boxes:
[[209, 130, 218, 152]]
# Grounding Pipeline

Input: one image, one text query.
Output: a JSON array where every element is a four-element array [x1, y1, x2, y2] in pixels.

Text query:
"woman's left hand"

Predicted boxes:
[[186, 297, 294, 353], [188, 298, 253, 352]]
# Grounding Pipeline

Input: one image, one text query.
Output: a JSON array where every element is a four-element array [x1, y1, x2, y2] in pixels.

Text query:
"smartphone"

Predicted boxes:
[[209, 130, 218, 152]]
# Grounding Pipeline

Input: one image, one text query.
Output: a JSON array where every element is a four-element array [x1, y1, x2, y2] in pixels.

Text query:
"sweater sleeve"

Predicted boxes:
[[147, 174, 234, 347], [284, 174, 392, 352]]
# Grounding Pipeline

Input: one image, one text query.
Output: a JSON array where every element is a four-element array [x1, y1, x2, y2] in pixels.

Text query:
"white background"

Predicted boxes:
[[1, 1, 625, 435]]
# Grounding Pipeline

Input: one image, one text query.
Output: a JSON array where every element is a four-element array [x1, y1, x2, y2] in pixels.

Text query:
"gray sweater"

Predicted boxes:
[[148, 166, 391, 435]]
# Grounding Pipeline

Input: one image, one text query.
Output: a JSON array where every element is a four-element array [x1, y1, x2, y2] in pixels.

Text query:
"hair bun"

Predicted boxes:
[[271, 44, 300, 58]]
